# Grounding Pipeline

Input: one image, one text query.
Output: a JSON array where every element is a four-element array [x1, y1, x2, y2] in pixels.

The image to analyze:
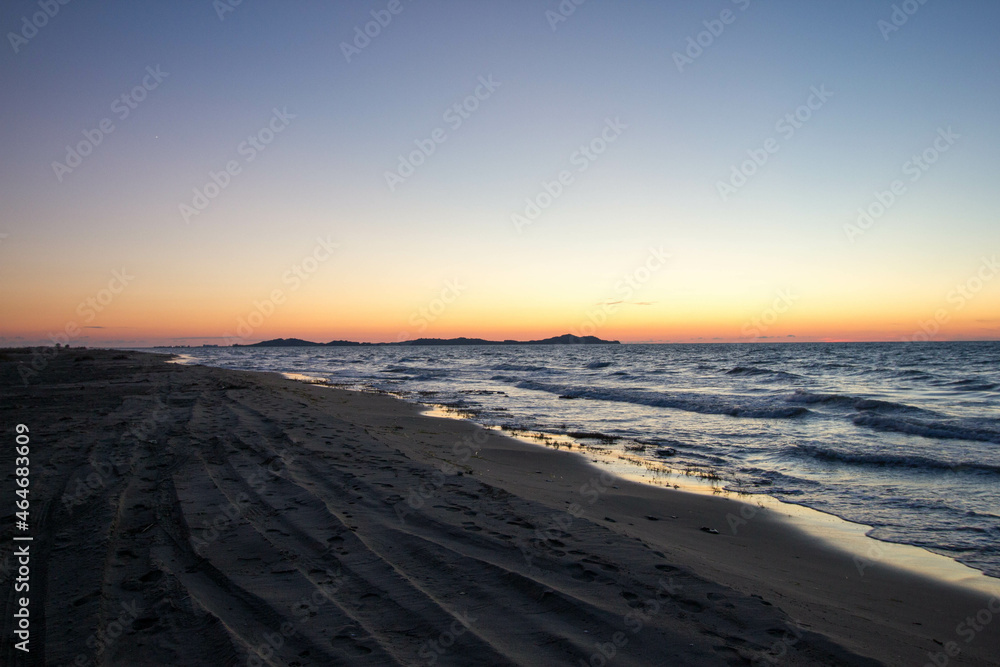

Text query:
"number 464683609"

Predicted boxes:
[[15, 424, 30, 527]]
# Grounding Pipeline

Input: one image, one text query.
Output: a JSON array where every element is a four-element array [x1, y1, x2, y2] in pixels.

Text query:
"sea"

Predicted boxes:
[[157, 341, 1000, 580]]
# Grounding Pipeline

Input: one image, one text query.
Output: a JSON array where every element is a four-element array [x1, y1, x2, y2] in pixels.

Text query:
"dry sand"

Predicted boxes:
[[1, 349, 997, 666]]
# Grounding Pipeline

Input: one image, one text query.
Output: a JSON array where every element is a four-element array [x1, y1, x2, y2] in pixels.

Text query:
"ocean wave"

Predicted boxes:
[[741, 468, 821, 488], [381, 365, 418, 373], [491, 363, 548, 372], [853, 398, 934, 414], [784, 390, 936, 415], [586, 361, 613, 369], [381, 365, 449, 380], [947, 379, 998, 392], [726, 366, 773, 376], [516, 380, 809, 419], [852, 414, 1000, 444], [726, 366, 801, 380], [898, 369, 933, 378], [784, 390, 856, 406], [790, 444, 1000, 474]]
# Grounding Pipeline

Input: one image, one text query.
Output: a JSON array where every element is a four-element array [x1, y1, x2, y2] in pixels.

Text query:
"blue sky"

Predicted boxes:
[[2, 0, 998, 344]]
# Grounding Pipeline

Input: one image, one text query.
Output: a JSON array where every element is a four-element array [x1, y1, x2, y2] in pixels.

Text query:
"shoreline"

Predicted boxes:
[[418, 407, 1000, 597], [3, 348, 998, 665], [280, 370, 1000, 595]]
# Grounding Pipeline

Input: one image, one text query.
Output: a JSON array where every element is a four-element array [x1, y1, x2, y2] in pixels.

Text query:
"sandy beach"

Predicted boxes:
[[2, 348, 998, 666]]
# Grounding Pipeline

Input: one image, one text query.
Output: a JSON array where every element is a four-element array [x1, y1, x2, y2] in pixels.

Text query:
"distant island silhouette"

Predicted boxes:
[[237, 334, 619, 347]]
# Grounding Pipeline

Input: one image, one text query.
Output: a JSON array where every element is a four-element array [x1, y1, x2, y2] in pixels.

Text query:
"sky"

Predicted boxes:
[[1, 0, 998, 346]]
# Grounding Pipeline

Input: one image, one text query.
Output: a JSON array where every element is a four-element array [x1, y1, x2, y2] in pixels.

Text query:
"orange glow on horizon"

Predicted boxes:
[[3, 265, 998, 346]]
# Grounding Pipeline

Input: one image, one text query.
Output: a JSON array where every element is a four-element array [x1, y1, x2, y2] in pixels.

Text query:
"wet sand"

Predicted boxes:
[[1, 348, 997, 666]]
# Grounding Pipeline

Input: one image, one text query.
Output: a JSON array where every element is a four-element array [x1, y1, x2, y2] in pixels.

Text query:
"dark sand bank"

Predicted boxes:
[[1, 349, 997, 666]]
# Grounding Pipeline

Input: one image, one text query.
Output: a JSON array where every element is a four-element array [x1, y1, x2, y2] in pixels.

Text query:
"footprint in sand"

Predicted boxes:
[[330, 638, 373, 656], [568, 563, 598, 582], [582, 556, 619, 572], [620, 591, 643, 608]]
